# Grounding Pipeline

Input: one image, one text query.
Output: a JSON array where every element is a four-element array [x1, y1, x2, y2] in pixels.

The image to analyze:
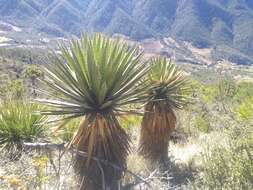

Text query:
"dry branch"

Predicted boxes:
[[22, 142, 153, 189]]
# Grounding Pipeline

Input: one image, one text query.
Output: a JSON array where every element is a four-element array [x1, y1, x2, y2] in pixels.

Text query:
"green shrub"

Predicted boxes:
[[233, 81, 253, 103], [119, 115, 141, 131], [58, 118, 80, 142], [194, 126, 253, 190], [232, 81, 253, 122], [22, 65, 44, 80], [201, 85, 217, 103], [234, 96, 253, 121], [6, 79, 26, 98], [0, 100, 47, 151], [194, 116, 210, 133], [215, 79, 237, 101]]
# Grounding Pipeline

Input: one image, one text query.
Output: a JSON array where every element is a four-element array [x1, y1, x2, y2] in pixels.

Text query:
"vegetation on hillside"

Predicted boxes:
[[193, 126, 253, 190], [0, 36, 252, 190]]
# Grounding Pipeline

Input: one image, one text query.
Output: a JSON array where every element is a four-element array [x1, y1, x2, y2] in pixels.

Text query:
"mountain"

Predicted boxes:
[[0, 0, 253, 64]]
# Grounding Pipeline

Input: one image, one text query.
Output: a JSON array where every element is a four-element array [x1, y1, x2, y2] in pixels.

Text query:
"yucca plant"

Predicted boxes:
[[139, 57, 190, 165], [0, 100, 47, 153], [38, 34, 149, 190]]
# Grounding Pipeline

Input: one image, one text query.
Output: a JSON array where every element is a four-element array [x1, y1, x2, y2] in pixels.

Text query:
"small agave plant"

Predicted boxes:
[[139, 57, 190, 165], [38, 34, 149, 190]]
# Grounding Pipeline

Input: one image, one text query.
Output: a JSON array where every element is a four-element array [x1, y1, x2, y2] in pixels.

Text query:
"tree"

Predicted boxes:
[[139, 57, 189, 165], [23, 64, 44, 97], [38, 34, 149, 190]]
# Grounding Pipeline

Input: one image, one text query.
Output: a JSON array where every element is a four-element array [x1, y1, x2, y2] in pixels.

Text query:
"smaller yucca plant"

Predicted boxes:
[[0, 100, 47, 153], [139, 57, 190, 164]]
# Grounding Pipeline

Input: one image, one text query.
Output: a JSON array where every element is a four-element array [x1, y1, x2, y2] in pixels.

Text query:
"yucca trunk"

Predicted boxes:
[[139, 102, 176, 165], [73, 114, 130, 190]]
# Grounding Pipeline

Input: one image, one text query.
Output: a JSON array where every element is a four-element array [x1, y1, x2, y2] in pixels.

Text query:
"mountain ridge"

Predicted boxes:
[[0, 0, 253, 64]]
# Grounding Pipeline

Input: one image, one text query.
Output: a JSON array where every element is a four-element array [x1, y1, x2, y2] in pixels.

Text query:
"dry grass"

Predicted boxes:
[[1, 129, 245, 190], [0, 150, 79, 190]]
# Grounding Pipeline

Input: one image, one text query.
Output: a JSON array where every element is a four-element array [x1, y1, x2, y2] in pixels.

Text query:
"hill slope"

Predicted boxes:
[[0, 0, 253, 64]]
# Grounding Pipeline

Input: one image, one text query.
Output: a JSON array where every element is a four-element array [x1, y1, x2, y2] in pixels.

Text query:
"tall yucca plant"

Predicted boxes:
[[139, 57, 189, 165], [38, 34, 149, 190]]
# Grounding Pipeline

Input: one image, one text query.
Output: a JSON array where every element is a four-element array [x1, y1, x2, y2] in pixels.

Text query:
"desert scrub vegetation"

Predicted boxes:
[[174, 78, 253, 189], [0, 100, 47, 153], [0, 35, 253, 190], [56, 118, 80, 142], [0, 52, 45, 99], [0, 151, 80, 190], [189, 126, 253, 190]]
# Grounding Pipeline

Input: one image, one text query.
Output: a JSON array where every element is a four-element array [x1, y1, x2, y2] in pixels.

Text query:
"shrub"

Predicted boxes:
[[6, 79, 26, 99], [0, 100, 47, 152], [58, 118, 80, 142], [200, 84, 217, 103], [119, 115, 141, 131], [234, 96, 253, 121], [194, 116, 210, 133], [194, 126, 253, 190], [234, 82, 253, 103]]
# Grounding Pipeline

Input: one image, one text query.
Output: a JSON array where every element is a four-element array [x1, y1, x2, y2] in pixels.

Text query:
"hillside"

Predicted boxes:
[[0, 36, 252, 190], [0, 0, 253, 64]]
